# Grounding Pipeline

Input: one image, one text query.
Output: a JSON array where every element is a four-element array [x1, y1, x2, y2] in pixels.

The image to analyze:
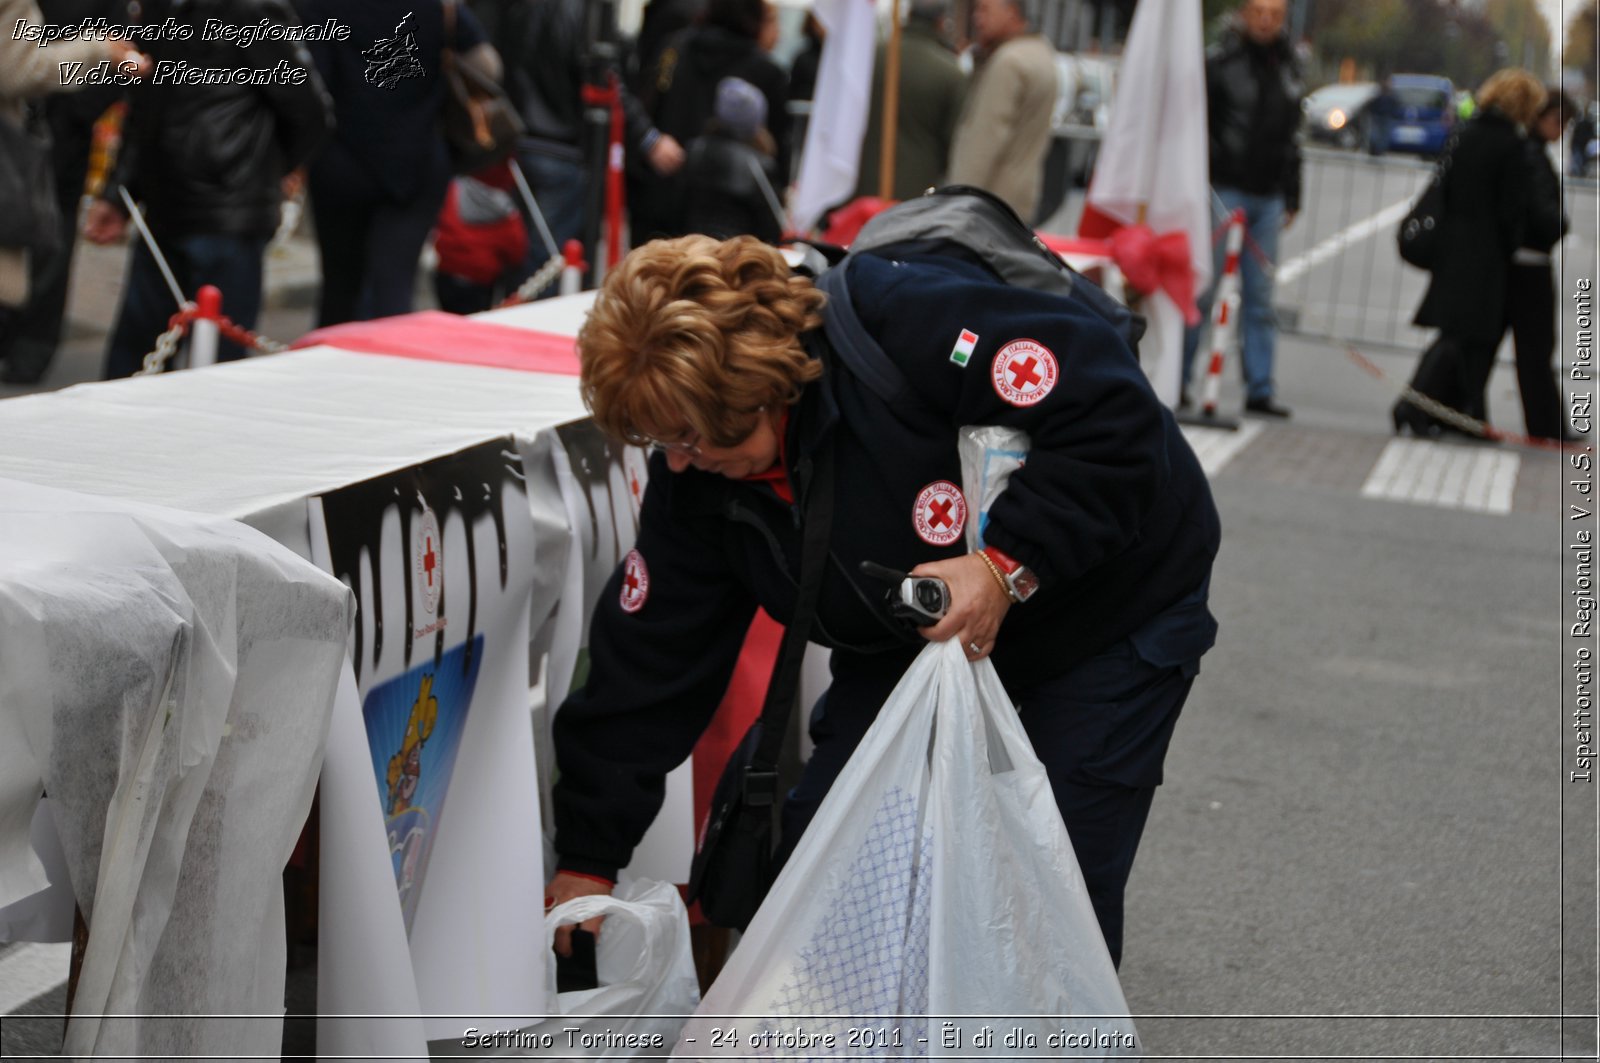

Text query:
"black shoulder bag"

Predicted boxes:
[[687, 441, 835, 931], [1397, 137, 1455, 270]]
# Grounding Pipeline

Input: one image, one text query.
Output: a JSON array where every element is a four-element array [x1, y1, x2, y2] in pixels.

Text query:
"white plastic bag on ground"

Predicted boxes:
[[435, 878, 701, 1057], [675, 640, 1139, 1059]]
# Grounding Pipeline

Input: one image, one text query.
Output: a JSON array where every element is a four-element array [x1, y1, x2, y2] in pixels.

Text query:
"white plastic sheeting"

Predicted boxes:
[[0, 478, 353, 1058]]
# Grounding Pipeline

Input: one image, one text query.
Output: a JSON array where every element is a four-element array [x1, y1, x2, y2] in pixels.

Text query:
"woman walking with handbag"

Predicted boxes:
[[1392, 68, 1544, 438]]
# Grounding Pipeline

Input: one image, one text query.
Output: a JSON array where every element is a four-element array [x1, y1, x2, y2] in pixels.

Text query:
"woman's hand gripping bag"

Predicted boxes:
[[674, 639, 1140, 1059], [437, 879, 701, 1057]]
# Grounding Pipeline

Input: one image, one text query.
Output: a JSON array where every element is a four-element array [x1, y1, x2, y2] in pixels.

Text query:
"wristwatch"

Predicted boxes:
[[982, 545, 1040, 603]]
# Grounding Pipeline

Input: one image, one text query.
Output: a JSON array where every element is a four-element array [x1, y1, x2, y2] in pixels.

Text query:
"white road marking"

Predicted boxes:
[[1277, 197, 1416, 286], [0, 942, 69, 1013], [1360, 440, 1521, 514], [1180, 421, 1264, 476]]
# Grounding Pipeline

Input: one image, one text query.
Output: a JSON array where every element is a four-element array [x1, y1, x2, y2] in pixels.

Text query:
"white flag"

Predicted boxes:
[[789, 0, 878, 234], [1084, 0, 1210, 406]]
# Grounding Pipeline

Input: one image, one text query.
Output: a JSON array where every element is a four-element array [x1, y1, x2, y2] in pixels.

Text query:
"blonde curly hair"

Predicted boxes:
[[577, 235, 826, 448], [1476, 68, 1547, 128]]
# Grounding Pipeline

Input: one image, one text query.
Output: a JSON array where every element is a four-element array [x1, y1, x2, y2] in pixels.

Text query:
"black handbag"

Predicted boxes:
[[0, 107, 63, 259], [686, 442, 835, 931], [440, 0, 524, 175], [1397, 137, 1455, 270]]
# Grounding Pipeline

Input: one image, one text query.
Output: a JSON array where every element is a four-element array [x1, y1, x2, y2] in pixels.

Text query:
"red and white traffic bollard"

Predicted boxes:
[[1197, 209, 1245, 419], [190, 284, 223, 369], [561, 239, 586, 297]]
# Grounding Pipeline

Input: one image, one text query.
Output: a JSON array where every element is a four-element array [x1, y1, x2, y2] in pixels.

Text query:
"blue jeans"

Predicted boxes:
[[514, 142, 587, 296], [1182, 188, 1284, 402], [104, 234, 267, 380]]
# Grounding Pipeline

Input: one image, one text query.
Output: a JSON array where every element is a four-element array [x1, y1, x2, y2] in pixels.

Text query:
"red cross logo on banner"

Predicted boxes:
[[912, 480, 967, 546], [991, 339, 1058, 407], [415, 505, 442, 615], [619, 549, 650, 613]]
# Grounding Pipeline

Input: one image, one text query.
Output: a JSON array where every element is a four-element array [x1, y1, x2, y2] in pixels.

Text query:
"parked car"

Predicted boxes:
[[1303, 81, 1378, 149], [1381, 73, 1455, 155]]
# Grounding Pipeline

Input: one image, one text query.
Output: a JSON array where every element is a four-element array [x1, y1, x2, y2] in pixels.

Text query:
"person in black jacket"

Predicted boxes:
[[543, 234, 1220, 968], [1179, 0, 1303, 418], [1391, 69, 1544, 438], [681, 76, 783, 243], [497, 0, 682, 291], [87, 0, 331, 377], [630, 0, 789, 240], [294, 0, 493, 326], [1503, 88, 1574, 441]]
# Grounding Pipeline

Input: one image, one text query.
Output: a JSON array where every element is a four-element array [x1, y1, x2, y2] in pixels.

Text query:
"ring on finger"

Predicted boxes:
[[967, 641, 983, 655]]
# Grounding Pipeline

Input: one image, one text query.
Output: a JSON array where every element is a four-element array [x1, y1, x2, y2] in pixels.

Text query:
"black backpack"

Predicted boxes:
[[802, 186, 1145, 405]]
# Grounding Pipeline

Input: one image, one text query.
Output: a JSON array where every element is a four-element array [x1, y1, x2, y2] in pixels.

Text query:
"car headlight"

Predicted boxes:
[[1328, 108, 1346, 129]]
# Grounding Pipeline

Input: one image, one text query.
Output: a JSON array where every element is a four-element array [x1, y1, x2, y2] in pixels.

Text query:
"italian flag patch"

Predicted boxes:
[[949, 328, 979, 366]]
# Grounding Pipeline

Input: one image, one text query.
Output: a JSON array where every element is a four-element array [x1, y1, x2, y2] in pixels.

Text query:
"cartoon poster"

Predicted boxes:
[[363, 636, 482, 931], [310, 436, 550, 1040]]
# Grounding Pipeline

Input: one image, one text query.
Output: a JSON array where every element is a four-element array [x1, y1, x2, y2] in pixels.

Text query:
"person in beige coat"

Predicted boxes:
[[0, 0, 136, 307], [946, 0, 1057, 221]]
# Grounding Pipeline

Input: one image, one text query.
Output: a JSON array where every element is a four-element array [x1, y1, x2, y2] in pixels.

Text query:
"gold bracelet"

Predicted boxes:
[[973, 549, 1018, 603]]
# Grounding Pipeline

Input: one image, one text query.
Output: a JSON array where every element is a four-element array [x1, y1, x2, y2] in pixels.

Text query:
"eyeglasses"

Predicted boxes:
[[625, 429, 703, 457], [650, 436, 703, 457]]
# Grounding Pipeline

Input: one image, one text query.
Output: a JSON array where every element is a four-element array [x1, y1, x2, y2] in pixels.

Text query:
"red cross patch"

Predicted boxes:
[[619, 549, 650, 614], [912, 480, 967, 546], [991, 338, 1058, 407]]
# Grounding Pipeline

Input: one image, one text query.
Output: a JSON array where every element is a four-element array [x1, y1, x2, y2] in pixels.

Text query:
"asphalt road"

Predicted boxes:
[[2, 148, 1597, 1061]]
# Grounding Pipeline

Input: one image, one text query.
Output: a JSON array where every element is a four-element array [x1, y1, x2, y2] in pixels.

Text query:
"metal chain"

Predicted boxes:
[[1344, 345, 1577, 450], [133, 306, 287, 375], [136, 315, 192, 376], [217, 318, 287, 354], [503, 252, 568, 307]]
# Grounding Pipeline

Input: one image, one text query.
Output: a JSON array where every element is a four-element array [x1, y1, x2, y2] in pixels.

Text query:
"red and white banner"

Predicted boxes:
[[1081, 0, 1209, 407]]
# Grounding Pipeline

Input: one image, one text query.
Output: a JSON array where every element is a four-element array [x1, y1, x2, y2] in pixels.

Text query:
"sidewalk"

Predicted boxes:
[[0, 229, 326, 401]]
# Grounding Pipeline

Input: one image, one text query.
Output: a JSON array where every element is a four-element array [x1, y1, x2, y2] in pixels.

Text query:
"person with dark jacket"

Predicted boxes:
[[630, 0, 789, 240], [681, 77, 783, 243], [852, 0, 965, 201], [294, 0, 491, 326], [86, 0, 331, 377], [1391, 69, 1543, 437], [544, 234, 1220, 968], [1179, 0, 1303, 418], [497, 0, 682, 291], [1504, 88, 1574, 441]]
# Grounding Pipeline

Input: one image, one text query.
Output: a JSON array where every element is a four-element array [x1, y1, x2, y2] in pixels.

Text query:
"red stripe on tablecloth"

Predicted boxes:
[[294, 311, 581, 375]]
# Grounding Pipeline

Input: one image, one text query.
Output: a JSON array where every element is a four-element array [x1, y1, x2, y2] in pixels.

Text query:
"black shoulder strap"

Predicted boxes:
[[749, 440, 834, 774], [816, 264, 913, 405]]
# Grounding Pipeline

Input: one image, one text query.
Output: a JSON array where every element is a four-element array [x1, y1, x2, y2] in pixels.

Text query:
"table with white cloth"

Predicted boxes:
[[0, 304, 695, 1058]]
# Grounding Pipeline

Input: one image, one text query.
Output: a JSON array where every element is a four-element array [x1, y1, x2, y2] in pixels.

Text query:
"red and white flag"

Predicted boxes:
[[1081, 0, 1209, 407], [790, 0, 878, 234]]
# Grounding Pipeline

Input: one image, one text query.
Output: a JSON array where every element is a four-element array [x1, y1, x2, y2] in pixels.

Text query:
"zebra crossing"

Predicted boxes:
[[1179, 421, 1565, 516]]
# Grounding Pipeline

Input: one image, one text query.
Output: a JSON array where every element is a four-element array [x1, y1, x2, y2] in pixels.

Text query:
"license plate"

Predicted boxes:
[[1394, 126, 1425, 144]]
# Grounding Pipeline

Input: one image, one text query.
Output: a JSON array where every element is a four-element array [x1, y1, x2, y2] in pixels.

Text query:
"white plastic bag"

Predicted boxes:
[[675, 640, 1139, 1059], [958, 424, 1030, 551], [437, 878, 701, 1057]]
